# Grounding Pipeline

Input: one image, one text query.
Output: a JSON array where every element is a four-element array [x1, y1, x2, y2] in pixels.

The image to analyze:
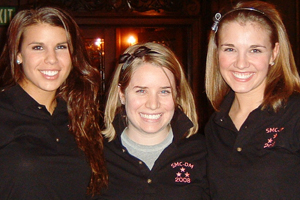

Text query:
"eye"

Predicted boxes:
[[161, 89, 171, 95], [224, 48, 234, 52], [32, 46, 43, 50], [251, 48, 262, 53], [136, 89, 146, 94], [56, 44, 68, 50]]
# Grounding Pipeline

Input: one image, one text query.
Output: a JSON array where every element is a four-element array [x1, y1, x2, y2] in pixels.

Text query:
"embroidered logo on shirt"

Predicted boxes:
[[171, 162, 194, 184], [264, 127, 284, 148]]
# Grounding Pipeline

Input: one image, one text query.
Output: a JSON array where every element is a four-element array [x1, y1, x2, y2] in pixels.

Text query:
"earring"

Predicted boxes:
[[16, 60, 21, 65], [270, 62, 275, 66]]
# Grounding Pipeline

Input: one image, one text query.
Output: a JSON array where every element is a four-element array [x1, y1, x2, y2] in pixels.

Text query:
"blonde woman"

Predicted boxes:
[[205, 1, 300, 199], [99, 42, 209, 199]]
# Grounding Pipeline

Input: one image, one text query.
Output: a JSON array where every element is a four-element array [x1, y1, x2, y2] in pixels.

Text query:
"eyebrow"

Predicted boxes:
[[220, 44, 234, 47], [249, 45, 267, 48], [28, 42, 43, 45], [220, 44, 267, 48], [132, 86, 172, 89], [28, 41, 68, 45], [161, 86, 172, 89]]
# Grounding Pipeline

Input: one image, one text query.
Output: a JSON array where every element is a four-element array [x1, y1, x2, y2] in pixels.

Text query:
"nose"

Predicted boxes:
[[146, 93, 160, 110], [45, 50, 58, 65], [235, 52, 249, 69]]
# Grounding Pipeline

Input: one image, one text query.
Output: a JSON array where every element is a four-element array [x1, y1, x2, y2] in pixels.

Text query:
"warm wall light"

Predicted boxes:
[[95, 38, 103, 48], [127, 36, 136, 46]]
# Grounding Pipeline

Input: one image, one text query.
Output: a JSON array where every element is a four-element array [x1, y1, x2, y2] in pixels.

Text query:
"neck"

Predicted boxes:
[[232, 91, 263, 113], [125, 125, 171, 145], [229, 89, 264, 131], [47, 99, 58, 115]]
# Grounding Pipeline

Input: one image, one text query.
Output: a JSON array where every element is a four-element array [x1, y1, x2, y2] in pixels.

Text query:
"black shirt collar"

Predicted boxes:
[[112, 107, 194, 143], [3, 84, 66, 116], [5, 84, 40, 113]]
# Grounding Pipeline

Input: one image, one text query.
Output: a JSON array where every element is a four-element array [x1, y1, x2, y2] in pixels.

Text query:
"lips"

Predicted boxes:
[[40, 70, 59, 76], [140, 113, 162, 120], [232, 71, 254, 79]]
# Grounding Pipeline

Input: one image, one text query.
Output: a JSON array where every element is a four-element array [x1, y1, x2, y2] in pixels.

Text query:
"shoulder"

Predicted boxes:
[[103, 136, 123, 156], [282, 92, 300, 113], [204, 110, 219, 131], [178, 132, 207, 153], [0, 87, 14, 109], [185, 132, 206, 143], [287, 92, 300, 104]]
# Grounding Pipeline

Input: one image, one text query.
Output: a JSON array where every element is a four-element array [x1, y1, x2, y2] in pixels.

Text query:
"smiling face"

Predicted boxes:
[[218, 21, 279, 97], [17, 23, 72, 98], [119, 63, 176, 145]]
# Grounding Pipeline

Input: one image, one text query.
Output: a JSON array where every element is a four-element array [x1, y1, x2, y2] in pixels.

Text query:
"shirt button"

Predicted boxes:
[[245, 126, 248, 129], [220, 119, 223, 122], [237, 147, 242, 152], [38, 106, 42, 109], [147, 179, 152, 184], [56, 138, 60, 142], [122, 149, 126, 153], [138, 161, 143, 165]]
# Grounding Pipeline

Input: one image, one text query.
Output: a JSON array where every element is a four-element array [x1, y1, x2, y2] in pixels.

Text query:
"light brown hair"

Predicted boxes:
[[205, 1, 300, 112], [103, 42, 198, 141]]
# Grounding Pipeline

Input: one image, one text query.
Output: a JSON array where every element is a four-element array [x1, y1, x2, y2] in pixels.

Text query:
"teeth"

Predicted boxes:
[[41, 71, 58, 76], [140, 113, 161, 120], [232, 72, 254, 79]]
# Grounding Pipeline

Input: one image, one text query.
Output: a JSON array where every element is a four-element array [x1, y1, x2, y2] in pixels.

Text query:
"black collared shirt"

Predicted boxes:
[[206, 91, 300, 199], [0, 85, 91, 199], [97, 109, 210, 200]]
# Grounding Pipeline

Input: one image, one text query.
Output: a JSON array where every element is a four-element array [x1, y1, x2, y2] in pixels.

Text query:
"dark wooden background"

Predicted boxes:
[[0, 0, 299, 128]]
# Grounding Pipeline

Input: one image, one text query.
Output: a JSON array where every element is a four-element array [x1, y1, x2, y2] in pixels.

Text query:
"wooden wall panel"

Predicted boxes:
[[0, 0, 300, 125]]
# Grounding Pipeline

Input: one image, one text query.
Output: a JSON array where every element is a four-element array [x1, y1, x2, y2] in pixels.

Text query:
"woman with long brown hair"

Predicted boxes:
[[0, 6, 107, 199]]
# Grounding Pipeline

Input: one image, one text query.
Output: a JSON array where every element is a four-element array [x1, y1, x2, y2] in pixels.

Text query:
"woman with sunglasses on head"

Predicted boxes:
[[205, 1, 300, 199], [0, 6, 107, 199], [97, 42, 210, 199]]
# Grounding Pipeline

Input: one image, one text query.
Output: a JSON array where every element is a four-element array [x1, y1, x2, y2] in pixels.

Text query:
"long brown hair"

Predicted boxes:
[[0, 6, 108, 194]]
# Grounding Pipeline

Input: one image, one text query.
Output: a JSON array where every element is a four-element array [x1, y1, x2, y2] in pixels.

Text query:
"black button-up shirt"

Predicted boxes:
[[206, 91, 300, 199], [0, 85, 91, 199], [97, 109, 210, 200]]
